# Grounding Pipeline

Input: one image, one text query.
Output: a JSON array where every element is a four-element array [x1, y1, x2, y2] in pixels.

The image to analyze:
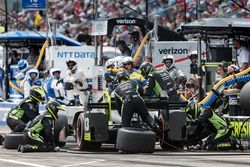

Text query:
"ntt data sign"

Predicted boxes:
[[46, 46, 96, 78], [22, 0, 46, 10]]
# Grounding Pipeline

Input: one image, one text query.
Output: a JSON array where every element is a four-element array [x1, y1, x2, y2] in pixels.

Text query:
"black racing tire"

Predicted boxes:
[[4, 133, 24, 149], [54, 114, 68, 147], [240, 82, 250, 116], [75, 113, 101, 151], [116, 127, 156, 153], [160, 131, 184, 150]]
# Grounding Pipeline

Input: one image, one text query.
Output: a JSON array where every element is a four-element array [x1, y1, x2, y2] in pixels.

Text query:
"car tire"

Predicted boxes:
[[75, 113, 101, 150], [54, 114, 68, 147], [4, 133, 24, 149], [160, 131, 184, 150], [116, 127, 156, 153]]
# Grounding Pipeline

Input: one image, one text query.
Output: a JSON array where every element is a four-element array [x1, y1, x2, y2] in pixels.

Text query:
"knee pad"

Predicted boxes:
[[65, 82, 74, 90]]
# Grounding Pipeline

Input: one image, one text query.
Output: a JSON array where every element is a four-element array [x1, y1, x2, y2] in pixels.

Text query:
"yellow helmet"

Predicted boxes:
[[46, 101, 65, 120], [30, 87, 45, 102]]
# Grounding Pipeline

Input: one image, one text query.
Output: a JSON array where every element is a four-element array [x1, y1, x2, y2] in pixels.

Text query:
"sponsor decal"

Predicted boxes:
[[230, 121, 250, 139], [57, 52, 96, 58], [116, 19, 136, 24], [158, 47, 189, 55]]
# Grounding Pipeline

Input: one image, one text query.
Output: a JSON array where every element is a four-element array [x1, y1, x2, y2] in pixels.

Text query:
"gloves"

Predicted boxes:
[[56, 79, 63, 86], [75, 80, 83, 87]]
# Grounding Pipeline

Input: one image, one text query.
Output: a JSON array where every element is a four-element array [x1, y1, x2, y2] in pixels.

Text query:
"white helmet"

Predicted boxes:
[[113, 56, 125, 68], [189, 50, 198, 59], [122, 56, 133, 65], [105, 59, 115, 69], [27, 68, 39, 80], [50, 68, 61, 77], [162, 54, 175, 70]]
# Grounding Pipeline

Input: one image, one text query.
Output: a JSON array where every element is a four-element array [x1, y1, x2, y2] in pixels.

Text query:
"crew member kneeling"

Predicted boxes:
[[7, 87, 45, 132], [185, 101, 232, 150], [19, 101, 65, 153]]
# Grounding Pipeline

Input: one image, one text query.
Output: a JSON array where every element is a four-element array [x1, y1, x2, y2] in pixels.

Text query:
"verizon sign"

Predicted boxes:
[[116, 18, 136, 24], [152, 41, 206, 76]]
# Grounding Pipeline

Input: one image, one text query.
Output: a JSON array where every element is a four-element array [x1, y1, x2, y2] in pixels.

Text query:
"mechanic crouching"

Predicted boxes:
[[185, 101, 232, 150], [19, 101, 65, 153], [114, 71, 160, 134], [7, 87, 45, 132]]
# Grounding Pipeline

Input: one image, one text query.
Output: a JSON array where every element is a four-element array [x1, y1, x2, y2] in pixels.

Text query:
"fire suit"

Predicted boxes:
[[44, 77, 66, 104], [191, 107, 232, 150], [21, 113, 56, 152], [114, 79, 155, 128], [144, 69, 179, 101], [65, 69, 89, 106], [167, 66, 186, 90], [7, 98, 39, 132]]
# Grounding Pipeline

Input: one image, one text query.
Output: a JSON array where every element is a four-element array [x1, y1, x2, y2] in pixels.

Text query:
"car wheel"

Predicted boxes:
[[116, 127, 156, 153]]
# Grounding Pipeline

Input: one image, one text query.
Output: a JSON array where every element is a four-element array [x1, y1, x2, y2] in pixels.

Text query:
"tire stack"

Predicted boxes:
[[116, 128, 156, 153]]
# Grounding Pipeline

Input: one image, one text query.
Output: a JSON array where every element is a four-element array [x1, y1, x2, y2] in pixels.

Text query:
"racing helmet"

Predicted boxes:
[[27, 68, 39, 80], [139, 62, 155, 78], [50, 68, 61, 78], [105, 59, 115, 69], [122, 57, 133, 66], [185, 101, 200, 119], [113, 56, 125, 68], [17, 59, 29, 72], [66, 59, 77, 73], [30, 87, 46, 102], [46, 100, 65, 120], [189, 50, 198, 59], [162, 55, 175, 70], [116, 70, 130, 83]]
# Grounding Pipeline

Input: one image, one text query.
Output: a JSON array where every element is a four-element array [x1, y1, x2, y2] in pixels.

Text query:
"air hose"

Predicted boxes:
[[198, 68, 250, 107], [201, 74, 250, 107]]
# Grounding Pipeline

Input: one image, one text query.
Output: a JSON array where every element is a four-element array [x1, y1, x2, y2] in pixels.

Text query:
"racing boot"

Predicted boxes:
[[20, 145, 39, 153]]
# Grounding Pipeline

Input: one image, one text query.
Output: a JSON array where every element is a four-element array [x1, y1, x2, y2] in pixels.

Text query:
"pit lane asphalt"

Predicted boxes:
[[1, 140, 250, 167], [1, 127, 250, 167]]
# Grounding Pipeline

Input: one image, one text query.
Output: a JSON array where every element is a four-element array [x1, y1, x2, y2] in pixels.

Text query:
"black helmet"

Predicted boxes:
[[139, 62, 155, 78], [66, 59, 77, 73], [185, 101, 200, 119], [116, 70, 130, 83], [46, 101, 65, 120], [30, 87, 45, 102]]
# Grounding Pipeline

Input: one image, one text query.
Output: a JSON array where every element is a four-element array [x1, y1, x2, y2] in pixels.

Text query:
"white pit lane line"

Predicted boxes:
[[0, 158, 51, 167], [62, 159, 106, 167]]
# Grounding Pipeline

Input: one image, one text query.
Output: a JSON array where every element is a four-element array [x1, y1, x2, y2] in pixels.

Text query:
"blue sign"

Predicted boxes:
[[22, 0, 46, 10]]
